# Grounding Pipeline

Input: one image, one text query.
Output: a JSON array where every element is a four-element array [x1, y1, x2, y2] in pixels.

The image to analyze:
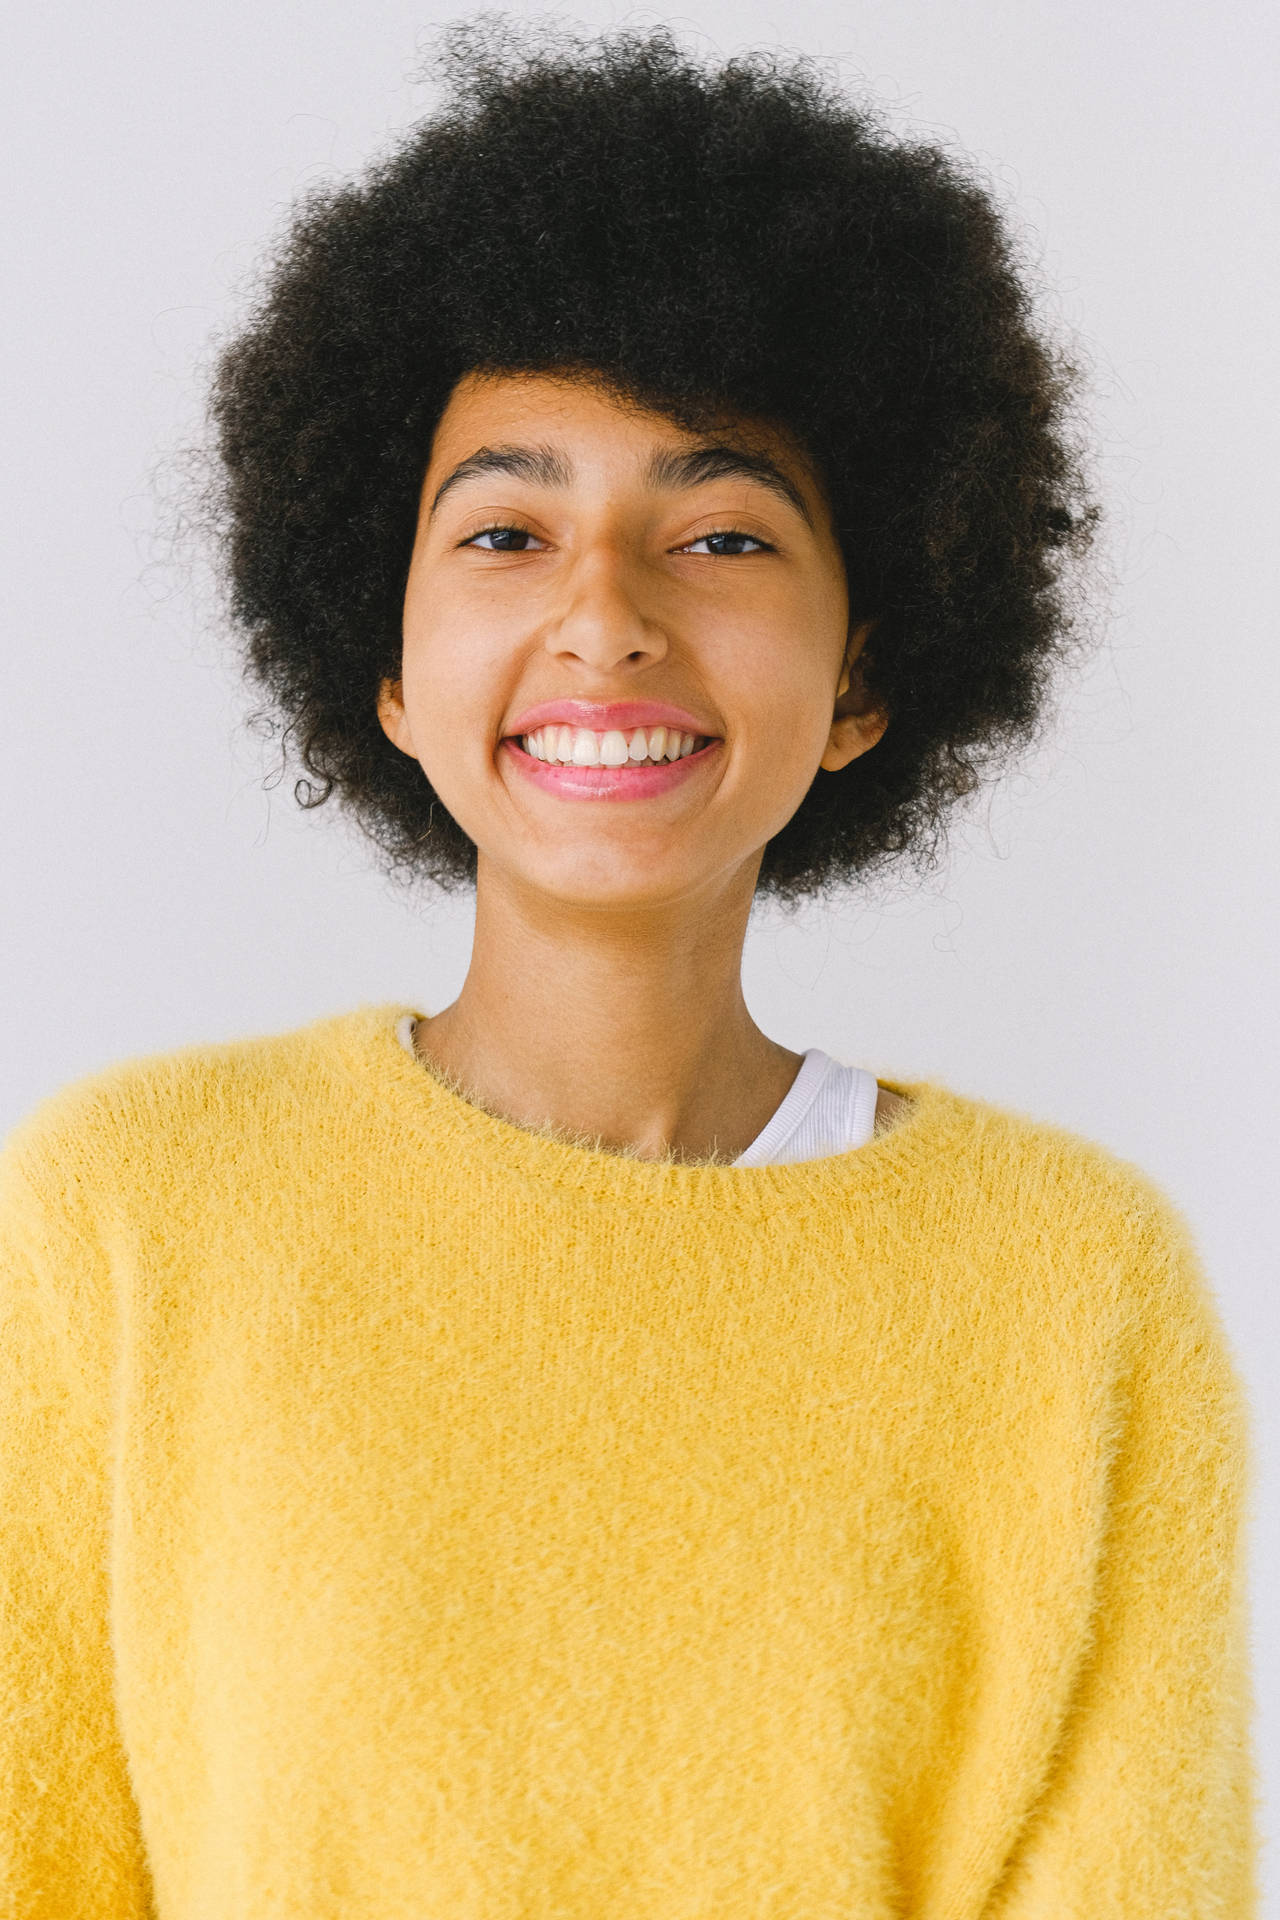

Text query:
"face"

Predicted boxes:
[[378, 369, 886, 912]]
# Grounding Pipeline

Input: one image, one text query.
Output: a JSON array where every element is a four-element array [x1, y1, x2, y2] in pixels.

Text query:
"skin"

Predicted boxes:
[[378, 368, 910, 1165]]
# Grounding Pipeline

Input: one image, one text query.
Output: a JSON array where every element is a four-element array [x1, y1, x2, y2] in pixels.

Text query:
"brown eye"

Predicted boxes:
[[681, 530, 771, 556], [462, 525, 545, 551]]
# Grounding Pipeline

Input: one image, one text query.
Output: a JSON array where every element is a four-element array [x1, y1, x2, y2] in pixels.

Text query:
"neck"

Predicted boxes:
[[412, 868, 802, 1165]]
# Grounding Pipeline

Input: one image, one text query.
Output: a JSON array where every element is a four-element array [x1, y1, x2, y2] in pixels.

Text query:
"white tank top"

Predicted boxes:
[[395, 1013, 879, 1166]]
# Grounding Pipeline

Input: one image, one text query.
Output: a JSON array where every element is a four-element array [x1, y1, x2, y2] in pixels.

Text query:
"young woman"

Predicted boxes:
[[1, 23, 1257, 1917]]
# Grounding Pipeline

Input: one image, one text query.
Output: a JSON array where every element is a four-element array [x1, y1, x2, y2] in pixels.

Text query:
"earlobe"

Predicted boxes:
[[376, 678, 412, 755], [819, 706, 888, 773]]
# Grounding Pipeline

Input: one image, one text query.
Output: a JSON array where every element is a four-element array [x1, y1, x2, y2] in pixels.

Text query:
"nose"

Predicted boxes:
[[542, 545, 668, 668]]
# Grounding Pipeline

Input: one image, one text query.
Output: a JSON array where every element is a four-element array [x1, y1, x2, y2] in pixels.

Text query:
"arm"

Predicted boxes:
[[984, 1196, 1260, 1919], [0, 1119, 156, 1919]]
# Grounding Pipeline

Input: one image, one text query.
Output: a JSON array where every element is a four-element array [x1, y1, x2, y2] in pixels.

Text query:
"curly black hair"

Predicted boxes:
[[205, 15, 1100, 907]]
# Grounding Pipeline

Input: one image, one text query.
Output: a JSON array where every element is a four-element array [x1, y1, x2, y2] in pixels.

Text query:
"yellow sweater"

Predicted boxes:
[[0, 1001, 1259, 1919]]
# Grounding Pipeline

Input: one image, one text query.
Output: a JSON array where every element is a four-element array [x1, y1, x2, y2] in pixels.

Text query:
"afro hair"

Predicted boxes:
[[206, 15, 1101, 906]]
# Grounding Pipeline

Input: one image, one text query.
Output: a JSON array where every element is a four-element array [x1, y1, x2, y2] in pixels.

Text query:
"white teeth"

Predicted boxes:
[[520, 725, 708, 766]]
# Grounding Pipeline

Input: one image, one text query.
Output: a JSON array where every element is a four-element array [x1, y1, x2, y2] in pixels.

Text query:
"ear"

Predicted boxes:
[[819, 619, 888, 773], [376, 676, 414, 756]]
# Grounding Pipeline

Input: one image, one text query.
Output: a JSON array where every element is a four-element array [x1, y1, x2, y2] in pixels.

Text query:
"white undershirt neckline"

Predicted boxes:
[[395, 1013, 879, 1167]]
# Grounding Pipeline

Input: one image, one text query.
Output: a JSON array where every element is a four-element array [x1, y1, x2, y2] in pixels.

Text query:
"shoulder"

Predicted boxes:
[[0, 1007, 357, 1227], [879, 1074, 1209, 1304], [888, 1075, 1183, 1218], [870, 1080, 1247, 1400]]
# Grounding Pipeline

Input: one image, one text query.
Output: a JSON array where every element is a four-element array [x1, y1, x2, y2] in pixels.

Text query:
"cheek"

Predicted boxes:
[[401, 594, 476, 712], [730, 630, 836, 747], [397, 629, 510, 795]]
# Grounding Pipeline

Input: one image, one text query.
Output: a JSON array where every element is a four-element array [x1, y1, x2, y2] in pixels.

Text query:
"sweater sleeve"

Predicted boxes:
[[0, 1112, 156, 1919], [985, 1190, 1261, 1920]]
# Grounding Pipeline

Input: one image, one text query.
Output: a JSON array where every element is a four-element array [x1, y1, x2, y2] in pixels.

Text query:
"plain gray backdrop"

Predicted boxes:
[[3, 0, 1276, 1900]]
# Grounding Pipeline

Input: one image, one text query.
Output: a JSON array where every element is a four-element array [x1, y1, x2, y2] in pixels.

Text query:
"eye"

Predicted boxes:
[[678, 529, 773, 556], [461, 525, 546, 552]]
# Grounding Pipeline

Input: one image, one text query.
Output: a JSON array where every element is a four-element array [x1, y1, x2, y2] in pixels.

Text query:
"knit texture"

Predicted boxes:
[[0, 1001, 1260, 1919]]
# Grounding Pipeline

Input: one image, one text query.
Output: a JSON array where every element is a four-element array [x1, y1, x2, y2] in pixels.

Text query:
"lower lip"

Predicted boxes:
[[501, 735, 723, 798]]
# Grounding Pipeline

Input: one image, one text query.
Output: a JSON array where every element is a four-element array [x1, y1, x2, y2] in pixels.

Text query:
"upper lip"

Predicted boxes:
[[504, 700, 720, 739]]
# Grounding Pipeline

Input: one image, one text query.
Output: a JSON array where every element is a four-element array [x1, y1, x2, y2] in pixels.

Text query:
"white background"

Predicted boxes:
[[3, 0, 1276, 1899]]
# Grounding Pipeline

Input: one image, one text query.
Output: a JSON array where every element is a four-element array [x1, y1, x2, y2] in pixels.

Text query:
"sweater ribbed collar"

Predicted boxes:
[[329, 1001, 970, 1220]]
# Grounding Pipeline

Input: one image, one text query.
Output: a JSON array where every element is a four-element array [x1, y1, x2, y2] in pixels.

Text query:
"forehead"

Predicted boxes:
[[427, 367, 811, 480]]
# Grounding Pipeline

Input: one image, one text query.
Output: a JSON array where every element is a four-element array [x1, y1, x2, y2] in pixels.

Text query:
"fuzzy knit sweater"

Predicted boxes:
[[0, 1001, 1259, 1920]]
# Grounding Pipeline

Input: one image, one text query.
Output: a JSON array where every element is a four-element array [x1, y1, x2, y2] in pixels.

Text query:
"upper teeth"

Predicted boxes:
[[519, 725, 708, 766]]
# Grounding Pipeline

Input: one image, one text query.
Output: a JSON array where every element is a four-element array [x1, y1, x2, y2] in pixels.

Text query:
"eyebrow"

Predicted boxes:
[[427, 440, 814, 529]]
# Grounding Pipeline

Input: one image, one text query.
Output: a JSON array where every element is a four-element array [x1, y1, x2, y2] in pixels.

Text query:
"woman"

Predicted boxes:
[[0, 22, 1258, 1916]]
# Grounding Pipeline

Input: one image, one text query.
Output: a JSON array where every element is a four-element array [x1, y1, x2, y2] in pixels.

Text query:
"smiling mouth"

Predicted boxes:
[[499, 733, 723, 794], [498, 729, 721, 768]]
